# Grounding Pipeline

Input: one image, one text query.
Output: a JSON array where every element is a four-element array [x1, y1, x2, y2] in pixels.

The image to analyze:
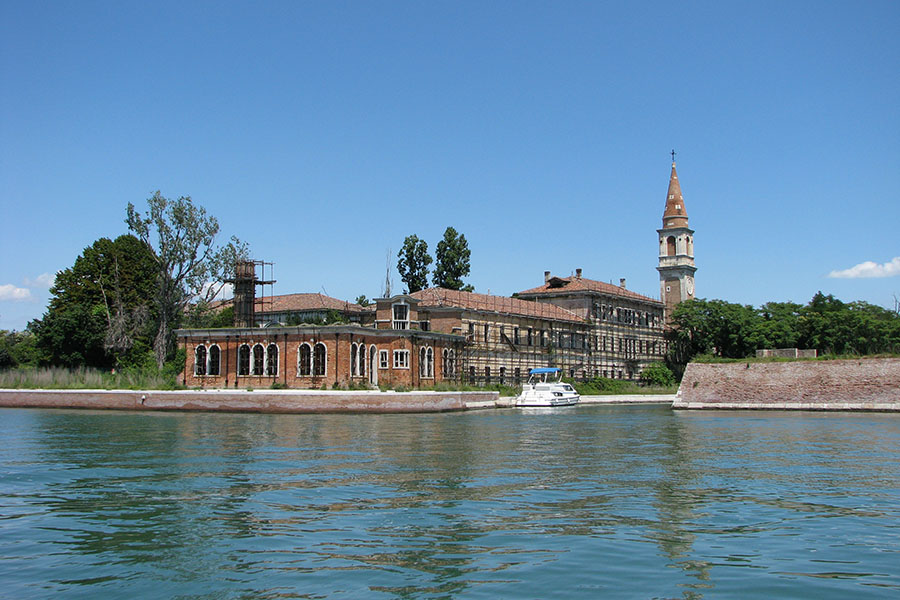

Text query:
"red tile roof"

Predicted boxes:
[[410, 288, 584, 323], [254, 293, 373, 314], [516, 276, 662, 305]]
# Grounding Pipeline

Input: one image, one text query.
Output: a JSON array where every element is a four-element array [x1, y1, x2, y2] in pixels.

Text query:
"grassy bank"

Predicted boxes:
[[566, 377, 678, 396], [0, 366, 182, 390], [691, 352, 900, 364]]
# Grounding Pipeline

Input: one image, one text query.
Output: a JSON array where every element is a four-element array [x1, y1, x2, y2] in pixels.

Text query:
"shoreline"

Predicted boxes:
[[0, 388, 675, 414]]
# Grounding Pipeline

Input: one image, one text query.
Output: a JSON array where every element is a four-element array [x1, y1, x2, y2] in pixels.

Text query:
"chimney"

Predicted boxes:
[[619, 278, 626, 288], [544, 271, 551, 284], [575, 268, 582, 279]]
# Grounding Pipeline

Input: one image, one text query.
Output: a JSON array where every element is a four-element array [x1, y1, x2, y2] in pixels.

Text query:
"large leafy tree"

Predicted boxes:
[[31, 234, 157, 368], [127, 192, 248, 368], [433, 226, 474, 291], [665, 293, 900, 378], [396, 234, 432, 294]]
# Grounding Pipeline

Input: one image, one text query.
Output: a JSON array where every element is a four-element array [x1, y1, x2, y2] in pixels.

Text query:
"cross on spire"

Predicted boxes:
[[671, 149, 676, 163]]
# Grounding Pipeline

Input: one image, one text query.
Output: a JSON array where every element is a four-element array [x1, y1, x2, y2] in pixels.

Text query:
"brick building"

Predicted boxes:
[[177, 160, 695, 388], [179, 325, 463, 390]]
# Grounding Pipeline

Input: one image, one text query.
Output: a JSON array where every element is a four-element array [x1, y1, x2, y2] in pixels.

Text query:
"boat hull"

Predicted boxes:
[[515, 394, 580, 408]]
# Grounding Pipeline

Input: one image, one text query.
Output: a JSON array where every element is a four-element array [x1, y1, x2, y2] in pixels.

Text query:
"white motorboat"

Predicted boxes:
[[515, 368, 580, 408]]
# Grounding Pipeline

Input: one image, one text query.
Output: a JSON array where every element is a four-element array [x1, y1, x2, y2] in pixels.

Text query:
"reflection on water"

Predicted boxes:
[[1, 406, 899, 599]]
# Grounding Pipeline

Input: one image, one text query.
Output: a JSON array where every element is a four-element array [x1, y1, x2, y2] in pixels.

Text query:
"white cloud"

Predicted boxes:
[[0, 284, 33, 301], [25, 273, 56, 288], [828, 256, 900, 279]]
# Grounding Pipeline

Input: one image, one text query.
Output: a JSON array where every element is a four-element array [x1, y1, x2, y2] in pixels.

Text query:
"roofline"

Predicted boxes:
[[176, 324, 464, 342], [516, 289, 663, 306]]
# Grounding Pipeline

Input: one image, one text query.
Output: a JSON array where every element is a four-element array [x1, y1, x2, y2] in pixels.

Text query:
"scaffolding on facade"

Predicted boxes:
[[224, 260, 276, 328]]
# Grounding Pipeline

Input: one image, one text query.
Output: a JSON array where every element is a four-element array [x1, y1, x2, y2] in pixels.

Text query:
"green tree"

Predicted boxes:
[[665, 298, 762, 377], [396, 234, 432, 294], [126, 192, 248, 368], [433, 226, 474, 291], [31, 235, 157, 368], [639, 362, 676, 387], [0, 330, 40, 368], [355, 295, 371, 307]]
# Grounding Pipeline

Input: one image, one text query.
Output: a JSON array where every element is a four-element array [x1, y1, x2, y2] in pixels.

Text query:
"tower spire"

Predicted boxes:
[[657, 156, 696, 321], [662, 161, 689, 228]]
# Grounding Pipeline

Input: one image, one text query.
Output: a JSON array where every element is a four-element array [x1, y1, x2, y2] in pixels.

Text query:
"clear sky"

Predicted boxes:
[[2, 1, 898, 331]]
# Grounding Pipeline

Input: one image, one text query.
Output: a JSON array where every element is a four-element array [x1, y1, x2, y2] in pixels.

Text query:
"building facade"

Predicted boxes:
[[178, 161, 695, 388], [178, 325, 464, 390], [516, 270, 667, 380]]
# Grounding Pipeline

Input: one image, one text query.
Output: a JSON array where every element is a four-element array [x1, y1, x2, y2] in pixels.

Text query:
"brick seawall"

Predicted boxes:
[[0, 389, 499, 414], [674, 358, 900, 410]]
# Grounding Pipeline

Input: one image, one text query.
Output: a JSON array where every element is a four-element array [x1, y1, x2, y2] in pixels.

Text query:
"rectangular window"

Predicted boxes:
[[379, 350, 389, 369], [527, 328, 533, 346], [483, 324, 489, 343], [540, 330, 546, 347], [392, 304, 409, 330], [393, 350, 409, 369], [514, 327, 520, 345]]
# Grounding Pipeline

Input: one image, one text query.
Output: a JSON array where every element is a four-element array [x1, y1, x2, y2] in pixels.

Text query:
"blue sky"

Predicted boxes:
[[2, 1, 898, 331]]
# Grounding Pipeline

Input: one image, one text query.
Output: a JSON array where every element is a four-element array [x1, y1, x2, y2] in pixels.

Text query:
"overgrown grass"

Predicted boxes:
[[0, 366, 182, 390], [375, 381, 521, 397], [565, 376, 678, 396], [691, 352, 900, 364]]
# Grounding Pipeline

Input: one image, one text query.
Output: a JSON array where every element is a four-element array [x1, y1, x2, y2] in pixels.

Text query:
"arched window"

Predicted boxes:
[[369, 345, 377, 385], [419, 347, 428, 377], [314, 343, 327, 376], [358, 344, 366, 377], [266, 344, 278, 376], [442, 349, 448, 376], [238, 344, 251, 376], [667, 236, 676, 256], [252, 344, 265, 375], [298, 343, 312, 376], [194, 345, 207, 376], [426, 347, 433, 378], [446, 349, 455, 377], [208, 345, 221, 376], [351, 344, 358, 377]]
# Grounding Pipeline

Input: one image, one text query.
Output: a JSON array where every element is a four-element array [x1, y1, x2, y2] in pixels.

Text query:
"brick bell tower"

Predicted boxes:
[[657, 154, 697, 320]]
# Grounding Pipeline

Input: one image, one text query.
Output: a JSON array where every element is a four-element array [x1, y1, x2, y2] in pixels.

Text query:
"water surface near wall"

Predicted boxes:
[[2, 406, 899, 598]]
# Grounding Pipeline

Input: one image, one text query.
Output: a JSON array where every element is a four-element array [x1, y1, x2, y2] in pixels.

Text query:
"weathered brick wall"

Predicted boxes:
[[675, 358, 900, 410], [0, 389, 497, 413]]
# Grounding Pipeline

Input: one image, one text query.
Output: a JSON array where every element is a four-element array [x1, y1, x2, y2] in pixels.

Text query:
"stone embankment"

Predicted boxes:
[[0, 389, 498, 414], [674, 357, 900, 410]]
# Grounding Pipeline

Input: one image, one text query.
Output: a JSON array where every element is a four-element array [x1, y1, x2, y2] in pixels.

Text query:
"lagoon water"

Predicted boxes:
[[1, 405, 899, 599]]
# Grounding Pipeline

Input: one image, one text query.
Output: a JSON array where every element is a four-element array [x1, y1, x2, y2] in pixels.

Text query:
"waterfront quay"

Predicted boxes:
[[0, 388, 674, 414]]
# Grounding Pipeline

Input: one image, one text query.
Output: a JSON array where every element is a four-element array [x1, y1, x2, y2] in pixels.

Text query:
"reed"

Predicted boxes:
[[0, 366, 180, 390]]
